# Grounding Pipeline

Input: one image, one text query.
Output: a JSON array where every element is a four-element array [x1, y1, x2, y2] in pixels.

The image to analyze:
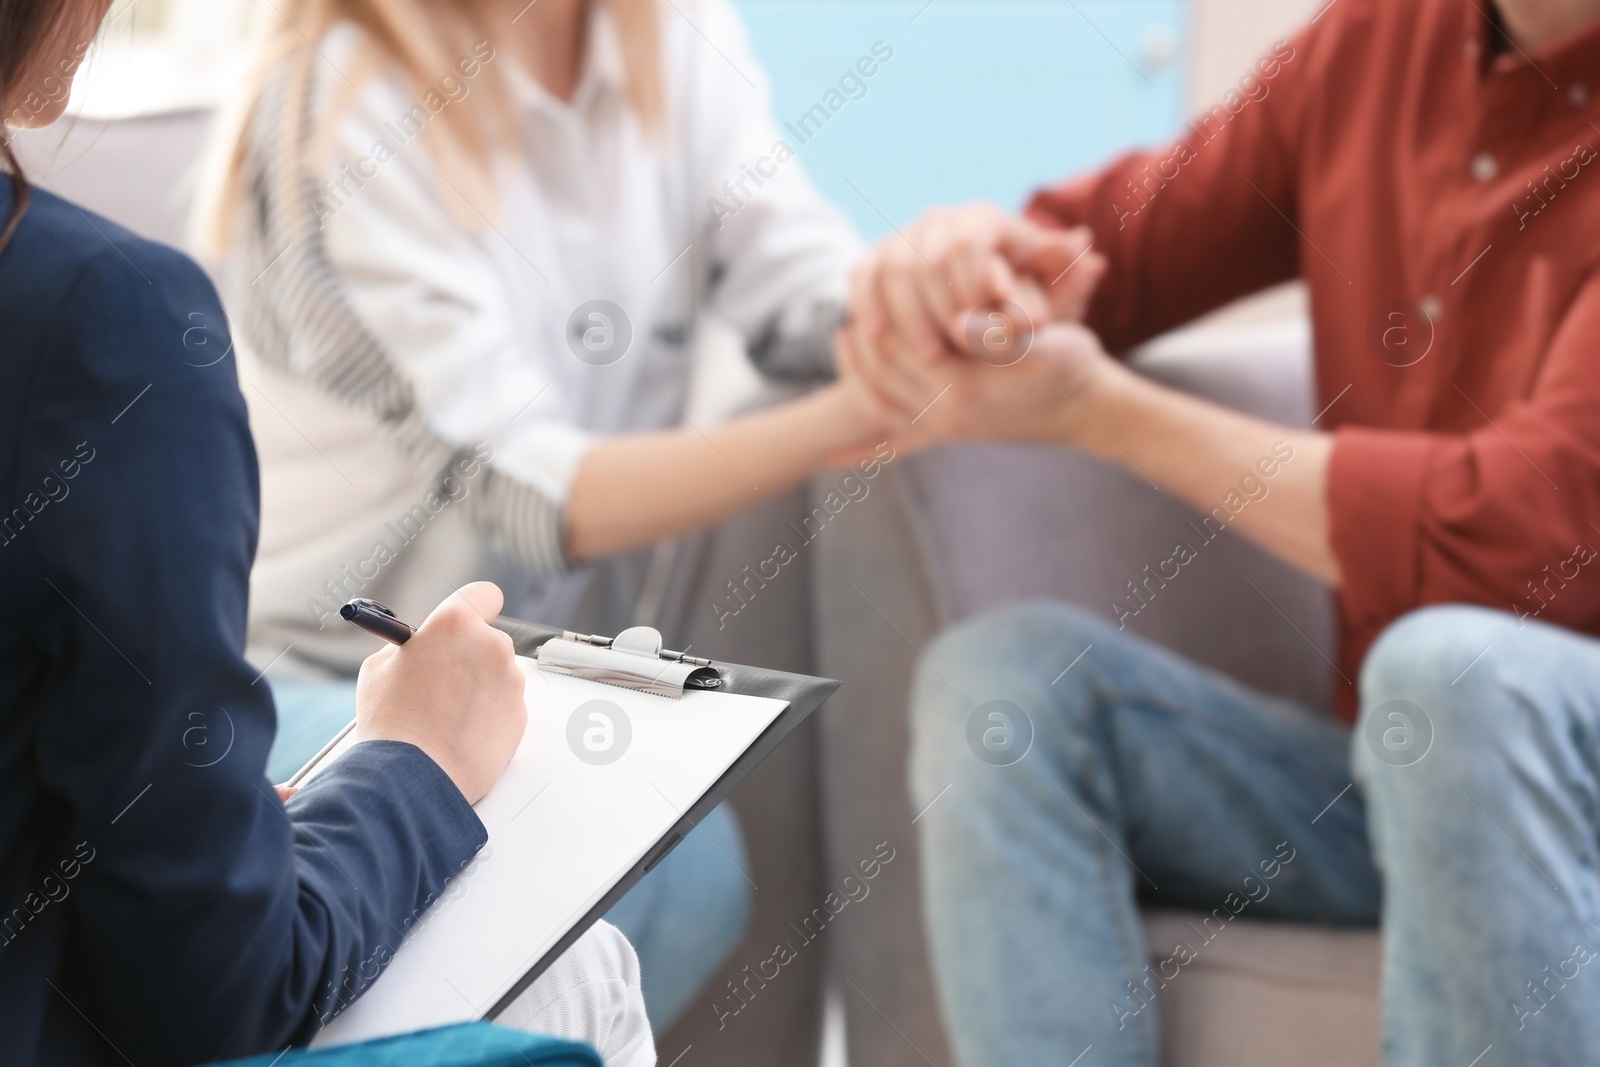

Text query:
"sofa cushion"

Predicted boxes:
[[1143, 911, 1380, 1067]]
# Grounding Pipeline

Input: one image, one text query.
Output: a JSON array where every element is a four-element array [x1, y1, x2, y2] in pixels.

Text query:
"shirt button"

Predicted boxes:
[[1570, 82, 1591, 108], [1471, 152, 1498, 181], [1419, 294, 1443, 321]]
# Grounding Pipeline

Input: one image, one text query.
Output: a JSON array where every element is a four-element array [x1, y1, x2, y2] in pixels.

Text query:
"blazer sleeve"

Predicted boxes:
[[21, 242, 486, 1064]]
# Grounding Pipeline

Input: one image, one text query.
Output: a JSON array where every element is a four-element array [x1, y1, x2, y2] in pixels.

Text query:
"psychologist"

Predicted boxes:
[[0, 0, 651, 1063]]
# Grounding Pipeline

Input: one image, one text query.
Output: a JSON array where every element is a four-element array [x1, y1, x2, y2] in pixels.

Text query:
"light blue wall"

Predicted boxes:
[[732, 0, 1188, 238]]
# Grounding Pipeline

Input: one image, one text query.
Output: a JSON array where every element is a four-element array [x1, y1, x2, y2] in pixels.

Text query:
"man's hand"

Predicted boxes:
[[848, 203, 1105, 360], [837, 320, 1128, 446], [355, 582, 527, 805]]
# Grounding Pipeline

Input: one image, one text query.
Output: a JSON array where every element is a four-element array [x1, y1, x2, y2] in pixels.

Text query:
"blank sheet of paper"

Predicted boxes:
[[308, 658, 788, 1046]]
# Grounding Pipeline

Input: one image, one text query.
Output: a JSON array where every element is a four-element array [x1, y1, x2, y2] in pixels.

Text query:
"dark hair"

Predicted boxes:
[[0, 1, 78, 250]]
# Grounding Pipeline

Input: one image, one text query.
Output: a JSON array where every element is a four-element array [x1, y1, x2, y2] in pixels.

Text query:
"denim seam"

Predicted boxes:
[[1098, 682, 1354, 802], [1080, 690, 1160, 1064]]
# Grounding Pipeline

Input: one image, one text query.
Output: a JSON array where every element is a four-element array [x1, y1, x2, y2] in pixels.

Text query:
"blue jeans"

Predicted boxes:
[[910, 601, 1600, 1067], [266, 678, 751, 1032]]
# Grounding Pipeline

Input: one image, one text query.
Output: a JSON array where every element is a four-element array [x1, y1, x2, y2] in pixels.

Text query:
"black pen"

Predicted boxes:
[[340, 598, 415, 645], [282, 601, 417, 792]]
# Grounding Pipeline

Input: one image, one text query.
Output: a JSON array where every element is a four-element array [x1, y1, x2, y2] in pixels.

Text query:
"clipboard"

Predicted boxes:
[[484, 617, 837, 1018], [295, 616, 837, 1043]]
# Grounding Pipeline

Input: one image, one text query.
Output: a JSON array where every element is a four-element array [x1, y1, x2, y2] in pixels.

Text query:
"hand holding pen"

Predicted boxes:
[[285, 583, 529, 806]]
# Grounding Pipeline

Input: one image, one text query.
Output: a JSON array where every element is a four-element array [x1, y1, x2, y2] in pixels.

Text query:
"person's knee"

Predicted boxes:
[[504, 921, 655, 1065], [575, 922, 656, 1067], [1359, 604, 1520, 710], [1354, 605, 1554, 797], [910, 600, 1109, 808], [584, 919, 645, 990], [502, 919, 642, 1022]]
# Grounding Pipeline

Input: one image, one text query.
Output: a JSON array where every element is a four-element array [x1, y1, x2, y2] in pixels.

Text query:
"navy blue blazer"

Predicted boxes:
[[0, 184, 487, 1066]]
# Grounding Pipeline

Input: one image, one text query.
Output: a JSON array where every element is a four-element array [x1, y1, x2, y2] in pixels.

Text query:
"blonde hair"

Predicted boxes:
[[195, 0, 662, 256]]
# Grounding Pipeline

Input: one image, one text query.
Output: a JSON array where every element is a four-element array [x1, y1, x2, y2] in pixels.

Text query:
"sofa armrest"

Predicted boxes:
[[900, 314, 1335, 714]]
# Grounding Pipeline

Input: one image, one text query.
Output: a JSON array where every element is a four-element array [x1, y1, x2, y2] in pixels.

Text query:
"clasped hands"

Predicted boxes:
[[836, 203, 1126, 450]]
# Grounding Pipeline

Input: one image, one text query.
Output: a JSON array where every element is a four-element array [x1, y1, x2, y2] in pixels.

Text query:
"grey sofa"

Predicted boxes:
[[809, 315, 1383, 1067], [18, 114, 1382, 1067]]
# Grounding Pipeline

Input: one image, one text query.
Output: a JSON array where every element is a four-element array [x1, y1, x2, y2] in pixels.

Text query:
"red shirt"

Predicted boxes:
[[1028, 0, 1600, 720]]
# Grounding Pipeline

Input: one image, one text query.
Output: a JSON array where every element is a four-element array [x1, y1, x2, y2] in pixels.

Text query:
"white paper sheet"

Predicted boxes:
[[307, 658, 788, 1045]]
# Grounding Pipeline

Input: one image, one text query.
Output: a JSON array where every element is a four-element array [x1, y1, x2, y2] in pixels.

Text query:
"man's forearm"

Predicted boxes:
[[1058, 365, 1341, 585]]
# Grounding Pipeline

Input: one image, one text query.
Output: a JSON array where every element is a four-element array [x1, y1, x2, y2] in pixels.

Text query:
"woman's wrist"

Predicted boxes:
[[805, 380, 894, 452]]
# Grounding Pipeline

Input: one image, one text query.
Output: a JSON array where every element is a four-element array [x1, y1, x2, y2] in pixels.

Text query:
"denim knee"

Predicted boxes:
[[1353, 604, 1541, 794], [909, 600, 1111, 810]]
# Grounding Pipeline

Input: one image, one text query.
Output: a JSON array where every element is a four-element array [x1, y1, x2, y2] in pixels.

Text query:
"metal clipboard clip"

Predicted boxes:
[[534, 626, 722, 699]]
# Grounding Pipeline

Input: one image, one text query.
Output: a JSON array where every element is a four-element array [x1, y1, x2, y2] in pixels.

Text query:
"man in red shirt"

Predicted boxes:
[[844, 0, 1600, 1062]]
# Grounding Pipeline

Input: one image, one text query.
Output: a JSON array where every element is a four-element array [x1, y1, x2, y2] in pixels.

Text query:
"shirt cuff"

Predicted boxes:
[[747, 299, 845, 382], [1327, 426, 1436, 628], [491, 419, 596, 506]]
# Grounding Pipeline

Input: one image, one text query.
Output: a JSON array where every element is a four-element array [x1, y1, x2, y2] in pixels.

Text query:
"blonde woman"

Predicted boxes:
[[199, 0, 891, 1039]]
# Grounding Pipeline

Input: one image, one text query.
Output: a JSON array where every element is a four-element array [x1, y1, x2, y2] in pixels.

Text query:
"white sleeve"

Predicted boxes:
[[676, 0, 864, 380], [321, 76, 591, 508]]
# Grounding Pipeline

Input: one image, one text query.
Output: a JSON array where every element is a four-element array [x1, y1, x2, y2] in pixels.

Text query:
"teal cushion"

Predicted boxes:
[[210, 1023, 603, 1067]]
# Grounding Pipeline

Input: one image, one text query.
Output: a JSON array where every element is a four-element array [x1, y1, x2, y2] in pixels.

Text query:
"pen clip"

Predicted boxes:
[[340, 598, 416, 645], [351, 598, 399, 619]]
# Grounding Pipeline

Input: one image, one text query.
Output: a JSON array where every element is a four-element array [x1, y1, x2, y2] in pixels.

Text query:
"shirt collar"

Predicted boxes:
[[506, 2, 628, 116], [581, 2, 629, 99], [1471, 1, 1600, 86]]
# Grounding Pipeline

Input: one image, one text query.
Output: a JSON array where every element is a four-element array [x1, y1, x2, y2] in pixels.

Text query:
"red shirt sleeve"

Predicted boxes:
[[1331, 268, 1600, 634], [1024, 30, 1324, 353]]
